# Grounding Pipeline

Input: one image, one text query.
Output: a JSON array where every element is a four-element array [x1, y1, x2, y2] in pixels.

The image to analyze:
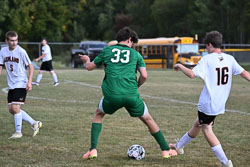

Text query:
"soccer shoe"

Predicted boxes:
[[221, 160, 233, 167], [32, 82, 39, 86], [169, 138, 184, 155], [32, 121, 42, 137], [169, 144, 184, 155], [162, 149, 178, 159], [82, 149, 97, 160], [8, 132, 22, 139], [53, 82, 59, 86]]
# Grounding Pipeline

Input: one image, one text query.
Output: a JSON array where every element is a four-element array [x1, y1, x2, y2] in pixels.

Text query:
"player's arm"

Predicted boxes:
[[79, 54, 96, 71], [26, 63, 34, 91], [35, 54, 46, 62], [0, 65, 2, 76], [174, 63, 195, 78], [240, 70, 250, 82], [138, 67, 147, 88]]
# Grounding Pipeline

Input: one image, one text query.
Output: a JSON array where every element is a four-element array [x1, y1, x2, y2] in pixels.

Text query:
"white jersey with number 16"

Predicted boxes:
[[192, 52, 244, 115]]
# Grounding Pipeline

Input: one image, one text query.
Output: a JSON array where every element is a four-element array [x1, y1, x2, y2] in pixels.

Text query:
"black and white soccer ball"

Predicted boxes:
[[127, 144, 145, 160]]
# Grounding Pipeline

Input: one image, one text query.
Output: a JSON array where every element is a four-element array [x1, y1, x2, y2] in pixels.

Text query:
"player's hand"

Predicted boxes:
[[79, 54, 90, 63], [174, 64, 180, 71], [26, 82, 32, 91], [34, 58, 39, 62]]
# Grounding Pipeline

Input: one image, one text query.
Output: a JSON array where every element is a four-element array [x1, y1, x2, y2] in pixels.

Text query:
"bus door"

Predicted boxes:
[[166, 45, 174, 68]]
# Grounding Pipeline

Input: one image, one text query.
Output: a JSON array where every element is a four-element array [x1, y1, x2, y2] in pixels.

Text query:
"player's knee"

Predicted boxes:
[[95, 109, 105, 117], [201, 124, 212, 133], [9, 108, 19, 115]]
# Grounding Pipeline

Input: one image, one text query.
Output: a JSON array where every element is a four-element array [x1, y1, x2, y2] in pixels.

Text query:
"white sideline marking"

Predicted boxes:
[[1, 80, 249, 115], [64, 80, 101, 89], [1, 87, 94, 104], [141, 94, 250, 115], [141, 94, 197, 105]]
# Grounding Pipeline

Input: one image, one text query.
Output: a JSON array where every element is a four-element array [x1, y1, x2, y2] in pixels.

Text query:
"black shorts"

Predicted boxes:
[[40, 60, 53, 71], [8, 88, 27, 105], [198, 111, 216, 125]]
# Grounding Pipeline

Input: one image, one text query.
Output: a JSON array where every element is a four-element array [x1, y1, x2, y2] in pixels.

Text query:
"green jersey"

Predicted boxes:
[[94, 44, 146, 96]]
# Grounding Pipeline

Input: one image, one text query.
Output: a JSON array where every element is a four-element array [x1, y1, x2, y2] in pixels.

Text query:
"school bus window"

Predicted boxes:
[[112, 37, 201, 69], [176, 44, 199, 54]]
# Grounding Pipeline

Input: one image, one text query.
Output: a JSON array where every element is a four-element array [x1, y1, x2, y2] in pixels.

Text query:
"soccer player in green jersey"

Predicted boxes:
[[80, 27, 178, 160]]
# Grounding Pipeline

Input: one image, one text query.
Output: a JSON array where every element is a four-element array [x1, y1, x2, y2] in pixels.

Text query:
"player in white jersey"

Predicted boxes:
[[33, 38, 59, 86], [0, 31, 42, 139], [172, 31, 250, 167]]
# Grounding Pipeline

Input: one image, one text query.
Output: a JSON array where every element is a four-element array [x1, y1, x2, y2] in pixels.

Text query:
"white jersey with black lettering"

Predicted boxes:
[[0, 45, 32, 89], [41, 44, 52, 62], [192, 52, 244, 115]]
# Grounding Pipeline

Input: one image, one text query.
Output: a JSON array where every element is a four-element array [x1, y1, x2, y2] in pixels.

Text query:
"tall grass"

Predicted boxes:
[[0, 69, 249, 167]]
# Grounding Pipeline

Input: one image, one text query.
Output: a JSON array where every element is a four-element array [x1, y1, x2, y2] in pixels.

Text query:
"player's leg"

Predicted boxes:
[[136, 101, 178, 158], [35, 61, 47, 85], [34, 70, 43, 85], [82, 97, 106, 160], [202, 123, 232, 166], [49, 70, 59, 86], [21, 108, 43, 137], [7, 89, 24, 139], [8, 104, 23, 139], [171, 114, 202, 153], [90, 109, 105, 150], [48, 61, 59, 86], [20, 109, 35, 125]]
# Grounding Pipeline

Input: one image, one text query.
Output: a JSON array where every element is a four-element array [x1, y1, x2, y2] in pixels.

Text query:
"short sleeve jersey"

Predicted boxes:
[[94, 44, 146, 96], [192, 52, 244, 115], [42, 44, 52, 62], [0, 45, 32, 89]]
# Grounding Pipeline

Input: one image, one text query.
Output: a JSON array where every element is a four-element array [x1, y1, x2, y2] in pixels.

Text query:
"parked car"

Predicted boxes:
[[71, 41, 107, 68]]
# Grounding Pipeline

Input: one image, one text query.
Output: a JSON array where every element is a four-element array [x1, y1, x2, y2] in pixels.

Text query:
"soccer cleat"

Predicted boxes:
[[53, 82, 59, 86], [82, 149, 97, 160], [221, 160, 233, 167], [32, 82, 39, 86], [8, 132, 23, 139], [32, 121, 42, 137], [169, 138, 184, 155], [162, 149, 178, 159], [169, 143, 184, 155]]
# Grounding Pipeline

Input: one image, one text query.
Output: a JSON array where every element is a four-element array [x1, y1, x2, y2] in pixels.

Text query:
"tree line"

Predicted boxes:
[[0, 0, 250, 44]]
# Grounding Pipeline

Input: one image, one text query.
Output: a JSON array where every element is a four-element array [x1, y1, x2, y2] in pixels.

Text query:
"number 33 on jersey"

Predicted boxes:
[[111, 48, 130, 63]]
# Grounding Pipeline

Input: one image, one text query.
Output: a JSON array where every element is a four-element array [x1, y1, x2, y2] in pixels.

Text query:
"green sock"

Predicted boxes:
[[90, 123, 102, 150], [152, 130, 170, 150]]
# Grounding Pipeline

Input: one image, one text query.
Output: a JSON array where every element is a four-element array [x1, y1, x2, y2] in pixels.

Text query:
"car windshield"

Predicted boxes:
[[176, 44, 199, 53], [86, 44, 106, 48]]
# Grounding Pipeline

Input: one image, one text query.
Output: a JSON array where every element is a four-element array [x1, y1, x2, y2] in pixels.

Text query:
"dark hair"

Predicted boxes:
[[116, 27, 138, 43], [203, 31, 223, 48], [41, 37, 47, 41], [5, 31, 18, 40]]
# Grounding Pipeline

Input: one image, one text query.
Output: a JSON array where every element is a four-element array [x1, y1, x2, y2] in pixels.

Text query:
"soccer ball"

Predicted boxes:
[[127, 144, 145, 160]]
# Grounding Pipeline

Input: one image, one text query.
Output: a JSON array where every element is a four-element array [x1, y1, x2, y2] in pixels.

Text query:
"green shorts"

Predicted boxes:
[[98, 95, 148, 117]]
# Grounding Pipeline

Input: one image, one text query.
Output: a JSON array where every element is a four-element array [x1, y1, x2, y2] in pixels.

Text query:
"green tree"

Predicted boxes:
[[125, 0, 157, 38], [151, 0, 196, 37], [0, 0, 9, 40]]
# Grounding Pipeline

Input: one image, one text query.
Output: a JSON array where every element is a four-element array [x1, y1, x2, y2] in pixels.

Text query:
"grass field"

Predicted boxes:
[[0, 69, 249, 167]]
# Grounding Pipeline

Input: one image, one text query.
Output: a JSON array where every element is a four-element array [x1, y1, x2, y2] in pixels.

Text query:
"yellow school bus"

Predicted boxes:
[[108, 37, 201, 69]]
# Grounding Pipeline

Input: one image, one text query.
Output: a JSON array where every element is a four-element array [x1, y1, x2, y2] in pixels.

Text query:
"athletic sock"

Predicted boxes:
[[151, 130, 170, 150], [90, 123, 102, 150], [21, 109, 35, 125], [36, 74, 42, 83], [14, 112, 22, 133], [52, 73, 58, 83], [211, 144, 229, 164], [176, 132, 194, 149]]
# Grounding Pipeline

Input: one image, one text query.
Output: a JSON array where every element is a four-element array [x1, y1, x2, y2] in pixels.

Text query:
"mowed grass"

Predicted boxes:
[[0, 69, 250, 167]]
